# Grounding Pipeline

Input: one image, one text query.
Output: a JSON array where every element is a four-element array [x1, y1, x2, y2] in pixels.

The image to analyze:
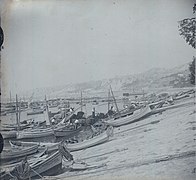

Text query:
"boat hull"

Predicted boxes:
[[1, 150, 62, 180], [54, 125, 83, 137], [0, 145, 39, 161], [1, 131, 17, 139], [16, 128, 54, 139], [67, 127, 113, 152], [27, 110, 44, 116], [105, 106, 151, 127], [30, 151, 62, 178]]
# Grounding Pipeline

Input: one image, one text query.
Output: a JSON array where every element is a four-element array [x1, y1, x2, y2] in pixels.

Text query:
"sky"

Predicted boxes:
[[1, 0, 195, 95]]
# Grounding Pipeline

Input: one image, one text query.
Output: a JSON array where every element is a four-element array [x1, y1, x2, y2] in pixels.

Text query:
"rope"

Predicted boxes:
[[30, 168, 43, 179]]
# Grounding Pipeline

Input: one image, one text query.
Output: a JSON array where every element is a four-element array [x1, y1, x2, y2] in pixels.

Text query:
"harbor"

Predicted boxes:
[[1, 0, 195, 179], [0, 87, 195, 180]]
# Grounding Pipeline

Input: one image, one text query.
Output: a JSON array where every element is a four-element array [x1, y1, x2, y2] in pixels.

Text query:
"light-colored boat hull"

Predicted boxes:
[[105, 106, 151, 127], [0, 145, 39, 161], [54, 125, 82, 137], [16, 128, 54, 139]]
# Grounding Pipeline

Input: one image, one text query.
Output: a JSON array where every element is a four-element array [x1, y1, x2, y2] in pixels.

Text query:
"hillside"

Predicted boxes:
[[17, 62, 192, 100]]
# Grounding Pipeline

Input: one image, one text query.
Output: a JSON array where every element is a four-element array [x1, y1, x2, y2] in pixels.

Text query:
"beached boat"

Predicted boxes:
[[16, 127, 54, 139], [27, 109, 44, 115], [2, 121, 33, 132], [10, 140, 59, 154], [29, 150, 62, 177], [11, 126, 113, 153], [105, 106, 151, 127], [54, 124, 83, 137], [0, 144, 39, 161], [66, 126, 113, 152], [16, 97, 55, 140], [1, 95, 33, 139], [0, 150, 63, 180], [1, 130, 17, 139], [150, 98, 194, 115]]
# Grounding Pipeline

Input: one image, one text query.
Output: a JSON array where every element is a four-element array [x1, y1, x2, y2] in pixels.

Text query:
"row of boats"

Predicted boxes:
[[2, 88, 194, 141], [2, 105, 151, 140], [0, 126, 114, 179], [1, 88, 194, 179]]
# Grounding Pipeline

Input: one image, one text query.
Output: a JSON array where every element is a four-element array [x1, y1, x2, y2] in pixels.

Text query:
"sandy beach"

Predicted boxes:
[[43, 97, 196, 180]]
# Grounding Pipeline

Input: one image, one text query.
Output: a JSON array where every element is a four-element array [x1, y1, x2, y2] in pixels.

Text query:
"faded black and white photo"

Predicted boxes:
[[0, 0, 195, 179]]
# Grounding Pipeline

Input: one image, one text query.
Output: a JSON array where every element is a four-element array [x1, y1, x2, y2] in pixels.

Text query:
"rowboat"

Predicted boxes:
[[1, 121, 33, 139], [150, 98, 194, 115], [2, 123, 32, 131], [1, 130, 17, 139], [10, 126, 113, 153], [10, 140, 59, 154], [16, 128, 54, 139], [0, 144, 39, 161], [0, 149, 47, 176], [29, 150, 62, 177], [27, 109, 44, 116], [54, 124, 83, 137], [1, 150, 63, 180], [66, 126, 113, 152], [105, 106, 151, 127]]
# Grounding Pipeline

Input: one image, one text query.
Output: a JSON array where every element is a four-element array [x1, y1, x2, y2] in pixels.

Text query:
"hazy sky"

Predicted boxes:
[[1, 0, 195, 94]]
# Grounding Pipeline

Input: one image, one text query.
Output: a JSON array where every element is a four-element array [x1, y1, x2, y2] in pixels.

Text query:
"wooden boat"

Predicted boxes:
[[1, 150, 63, 180], [150, 98, 194, 115], [2, 122, 32, 130], [29, 150, 62, 177], [16, 128, 54, 139], [0, 144, 39, 161], [66, 126, 113, 152], [1, 130, 17, 139], [16, 96, 54, 140], [11, 126, 113, 153], [54, 124, 83, 137], [1, 124, 33, 139], [105, 106, 151, 127], [27, 109, 44, 115], [10, 140, 59, 154], [174, 93, 190, 100]]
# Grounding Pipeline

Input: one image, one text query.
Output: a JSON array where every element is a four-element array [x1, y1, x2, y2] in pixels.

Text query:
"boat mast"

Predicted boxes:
[[16, 94, 20, 131], [10, 91, 12, 103], [18, 98, 21, 122], [80, 91, 83, 112], [45, 95, 51, 126], [110, 85, 120, 115], [108, 89, 111, 111]]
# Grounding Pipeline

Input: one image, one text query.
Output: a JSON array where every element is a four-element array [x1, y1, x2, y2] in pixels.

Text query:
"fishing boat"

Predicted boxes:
[[11, 126, 113, 153], [27, 109, 44, 116], [16, 96, 54, 140], [1, 94, 22, 139], [54, 124, 83, 138], [1, 130, 17, 139], [10, 141, 59, 154], [16, 127, 54, 139], [2, 123, 32, 131], [150, 98, 194, 115], [0, 144, 39, 161], [29, 150, 62, 177], [66, 126, 113, 152], [105, 106, 151, 127], [0, 150, 63, 180]]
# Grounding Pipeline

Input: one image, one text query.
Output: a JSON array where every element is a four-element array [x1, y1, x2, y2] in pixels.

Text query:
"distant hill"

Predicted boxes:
[[17, 62, 192, 100]]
